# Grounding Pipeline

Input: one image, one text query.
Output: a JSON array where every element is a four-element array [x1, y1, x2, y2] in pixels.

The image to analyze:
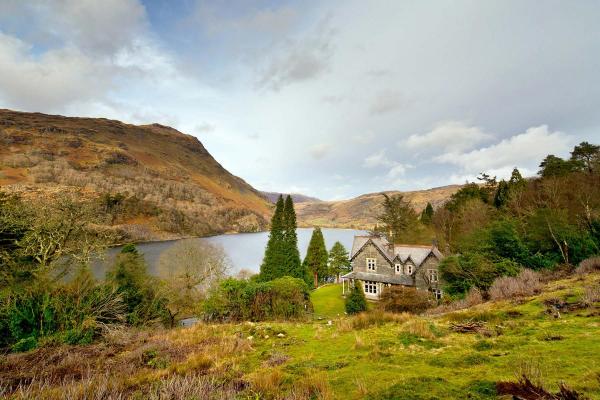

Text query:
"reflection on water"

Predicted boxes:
[[93, 228, 367, 279]]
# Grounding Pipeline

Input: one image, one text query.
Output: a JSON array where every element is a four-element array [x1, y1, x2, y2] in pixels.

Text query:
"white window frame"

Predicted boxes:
[[364, 280, 378, 294], [431, 288, 442, 300], [405, 264, 413, 275], [395, 263, 402, 274], [428, 269, 439, 283], [366, 258, 377, 271]]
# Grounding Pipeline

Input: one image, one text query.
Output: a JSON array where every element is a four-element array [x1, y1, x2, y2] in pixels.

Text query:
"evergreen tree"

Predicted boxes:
[[282, 195, 304, 280], [374, 194, 420, 243], [345, 281, 367, 314], [508, 168, 525, 187], [303, 227, 328, 288], [538, 155, 577, 177], [420, 202, 434, 225], [259, 195, 285, 281], [493, 180, 510, 208], [328, 241, 351, 283], [570, 141, 600, 173]]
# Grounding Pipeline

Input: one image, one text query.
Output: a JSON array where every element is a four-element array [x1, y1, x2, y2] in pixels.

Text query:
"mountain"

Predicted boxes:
[[0, 109, 271, 241], [260, 191, 321, 204], [295, 185, 462, 229]]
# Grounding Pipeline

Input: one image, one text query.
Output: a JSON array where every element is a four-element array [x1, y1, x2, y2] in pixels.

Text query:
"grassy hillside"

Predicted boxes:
[[296, 185, 462, 229], [3, 271, 598, 399], [0, 109, 271, 241]]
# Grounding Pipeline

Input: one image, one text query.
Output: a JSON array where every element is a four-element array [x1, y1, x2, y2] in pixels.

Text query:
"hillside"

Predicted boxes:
[[295, 185, 462, 229], [0, 109, 271, 241], [2, 270, 598, 399], [261, 191, 321, 204]]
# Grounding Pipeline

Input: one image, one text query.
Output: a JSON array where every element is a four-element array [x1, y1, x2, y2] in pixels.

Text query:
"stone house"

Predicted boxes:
[[341, 235, 444, 300]]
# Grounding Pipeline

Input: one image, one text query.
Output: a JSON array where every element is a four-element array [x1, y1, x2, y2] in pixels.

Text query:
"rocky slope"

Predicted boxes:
[[0, 109, 271, 241], [295, 185, 462, 229]]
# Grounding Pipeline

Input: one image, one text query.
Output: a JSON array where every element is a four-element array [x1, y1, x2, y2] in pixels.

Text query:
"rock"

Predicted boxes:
[[264, 335, 269, 339], [247, 336, 254, 340], [277, 333, 285, 338], [327, 320, 333, 326]]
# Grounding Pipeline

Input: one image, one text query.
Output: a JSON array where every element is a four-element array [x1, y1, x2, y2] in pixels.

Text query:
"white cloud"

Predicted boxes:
[[0, 33, 111, 111], [435, 125, 572, 178], [310, 143, 332, 160], [369, 90, 410, 115], [403, 121, 492, 153], [363, 150, 395, 168]]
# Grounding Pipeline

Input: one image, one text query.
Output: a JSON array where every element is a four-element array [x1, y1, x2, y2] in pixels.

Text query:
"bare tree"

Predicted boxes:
[[158, 240, 229, 326]]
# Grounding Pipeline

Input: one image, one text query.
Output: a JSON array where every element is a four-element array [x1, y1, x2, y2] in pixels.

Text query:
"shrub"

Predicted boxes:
[[489, 269, 541, 300], [575, 257, 600, 274], [202, 276, 311, 322], [379, 286, 432, 314], [345, 281, 367, 315]]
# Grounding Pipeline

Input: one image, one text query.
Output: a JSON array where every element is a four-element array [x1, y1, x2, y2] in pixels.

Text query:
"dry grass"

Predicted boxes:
[[248, 368, 284, 399], [350, 310, 412, 330], [290, 372, 332, 400], [401, 318, 436, 339], [0, 323, 252, 399]]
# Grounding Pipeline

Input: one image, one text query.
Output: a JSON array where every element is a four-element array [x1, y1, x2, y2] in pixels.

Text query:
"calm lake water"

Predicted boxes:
[[93, 228, 367, 279]]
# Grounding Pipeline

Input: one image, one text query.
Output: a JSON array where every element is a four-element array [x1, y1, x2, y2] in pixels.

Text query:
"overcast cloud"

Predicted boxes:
[[0, 0, 599, 199]]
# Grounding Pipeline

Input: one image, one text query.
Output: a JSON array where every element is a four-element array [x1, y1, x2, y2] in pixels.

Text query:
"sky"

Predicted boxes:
[[0, 0, 599, 200]]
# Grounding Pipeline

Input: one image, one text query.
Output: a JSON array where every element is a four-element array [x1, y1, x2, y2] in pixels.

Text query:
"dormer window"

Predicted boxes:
[[405, 264, 413, 275], [395, 264, 402, 274], [366, 258, 376, 271]]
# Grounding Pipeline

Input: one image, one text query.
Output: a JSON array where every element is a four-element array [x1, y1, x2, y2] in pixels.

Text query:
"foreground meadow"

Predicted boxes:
[[1, 273, 599, 399]]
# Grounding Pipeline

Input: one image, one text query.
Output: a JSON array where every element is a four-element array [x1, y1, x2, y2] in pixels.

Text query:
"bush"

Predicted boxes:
[[379, 286, 432, 314], [203, 276, 311, 322], [575, 257, 600, 274], [489, 269, 541, 300], [345, 281, 368, 315]]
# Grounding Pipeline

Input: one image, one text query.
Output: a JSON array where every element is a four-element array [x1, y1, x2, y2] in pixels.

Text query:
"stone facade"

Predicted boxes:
[[342, 235, 444, 300]]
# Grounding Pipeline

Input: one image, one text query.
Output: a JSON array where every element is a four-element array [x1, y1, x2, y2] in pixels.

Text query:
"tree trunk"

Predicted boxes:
[[314, 272, 318, 288]]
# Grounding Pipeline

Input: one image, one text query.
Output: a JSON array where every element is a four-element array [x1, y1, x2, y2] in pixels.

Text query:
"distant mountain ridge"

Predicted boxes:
[[260, 191, 321, 204], [294, 185, 462, 229], [0, 109, 271, 241]]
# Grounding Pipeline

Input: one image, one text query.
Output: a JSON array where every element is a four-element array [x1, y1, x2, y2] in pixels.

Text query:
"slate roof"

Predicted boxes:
[[350, 235, 393, 261], [350, 236, 442, 267], [341, 271, 413, 285]]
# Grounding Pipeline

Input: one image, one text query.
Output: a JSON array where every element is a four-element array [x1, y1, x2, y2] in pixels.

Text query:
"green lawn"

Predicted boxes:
[[311, 284, 346, 318]]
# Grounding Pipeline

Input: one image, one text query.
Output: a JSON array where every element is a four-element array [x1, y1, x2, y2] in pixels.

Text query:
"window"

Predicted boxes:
[[405, 264, 413, 275], [428, 269, 439, 283], [364, 281, 378, 294], [430, 288, 443, 300], [366, 258, 376, 271], [395, 264, 402, 273]]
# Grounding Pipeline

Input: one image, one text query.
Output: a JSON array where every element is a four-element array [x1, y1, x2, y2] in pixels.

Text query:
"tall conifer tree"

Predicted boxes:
[[303, 227, 328, 288], [328, 241, 351, 283], [259, 195, 285, 281], [282, 195, 304, 280]]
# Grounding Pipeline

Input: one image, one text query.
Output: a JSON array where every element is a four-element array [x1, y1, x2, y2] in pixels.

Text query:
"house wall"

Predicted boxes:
[[352, 242, 393, 275], [414, 254, 442, 290]]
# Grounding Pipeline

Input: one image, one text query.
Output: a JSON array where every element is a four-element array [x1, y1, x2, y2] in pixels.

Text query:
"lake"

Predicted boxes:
[[93, 228, 367, 279]]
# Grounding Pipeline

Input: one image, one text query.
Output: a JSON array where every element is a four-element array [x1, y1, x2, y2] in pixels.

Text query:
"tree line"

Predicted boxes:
[[374, 141, 600, 297], [258, 195, 351, 287]]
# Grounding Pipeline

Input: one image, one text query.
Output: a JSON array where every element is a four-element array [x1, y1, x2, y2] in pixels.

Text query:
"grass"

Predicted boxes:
[[2, 273, 600, 399], [311, 284, 346, 319]]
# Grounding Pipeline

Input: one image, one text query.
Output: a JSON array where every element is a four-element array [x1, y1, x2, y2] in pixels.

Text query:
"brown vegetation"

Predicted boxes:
[[294, 186, 461, 228], [0, 109, 270, 241]]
